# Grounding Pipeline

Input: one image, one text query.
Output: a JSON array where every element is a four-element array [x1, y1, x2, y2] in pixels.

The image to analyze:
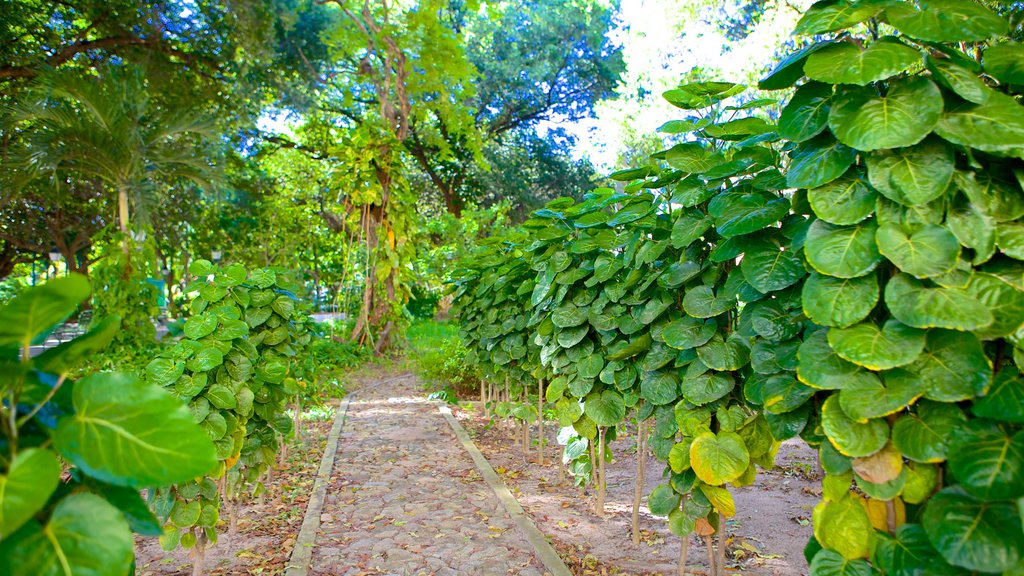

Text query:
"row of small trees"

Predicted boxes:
[[452, 1, 1024, 574]]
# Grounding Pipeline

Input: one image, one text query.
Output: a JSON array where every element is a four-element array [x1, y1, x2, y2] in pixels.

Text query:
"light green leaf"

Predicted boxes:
[[778, 82, 832, 142], [923, 488, 1024, 572], [808, 170, 877, 226], [865, 138, 955, 206], [813, 495, 874, 560], [805, 37, 920, 86], [690, 431, 750, 486], [661, 317, 717, 350], [948, 422, 1024, 501], [876, 223, 960, 278], [984, 42, 1024, 85], [886, 0, 1008, 42], [786, 133, 857, 189], [828, 319, 925, 370], [892, 400, 966, 463], [0, 274, 90, 348], [805, 219, 881, 279], [0, 449, 60, 539], [822, 395, 889, 458], [54, 373, 217, 488], [740, 243, 805, 293], [936, 100, 1024, 155], [884, 273, 992, 330], [584, 390, 625, 428], [828, 77, 943, 151], [802, 271, 878, 328], [838, 368, 925, 421]]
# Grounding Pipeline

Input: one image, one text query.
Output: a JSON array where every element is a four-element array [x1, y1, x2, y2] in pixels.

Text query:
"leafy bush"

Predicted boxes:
[[418, 335, 480, 399], [0, 275, 216, 575]]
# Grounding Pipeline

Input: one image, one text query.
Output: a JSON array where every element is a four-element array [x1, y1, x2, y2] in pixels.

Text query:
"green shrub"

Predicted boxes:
[[418, 336, 480, 399]]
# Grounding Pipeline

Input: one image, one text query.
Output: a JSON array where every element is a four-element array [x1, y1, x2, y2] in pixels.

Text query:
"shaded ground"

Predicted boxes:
[[310, 366, 550, 575], [455, 406, 819, 576], [135, 417, 334, 575]]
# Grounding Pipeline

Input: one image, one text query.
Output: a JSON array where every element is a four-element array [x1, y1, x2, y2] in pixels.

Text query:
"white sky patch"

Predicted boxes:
[[541, 0, 812, 171]]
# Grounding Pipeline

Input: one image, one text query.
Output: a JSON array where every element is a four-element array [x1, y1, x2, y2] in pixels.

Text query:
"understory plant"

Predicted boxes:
[[0, 275, 216, 576]]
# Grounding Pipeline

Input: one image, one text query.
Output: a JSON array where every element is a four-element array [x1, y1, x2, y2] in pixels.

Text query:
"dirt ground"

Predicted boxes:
[[454, 405, 820, 576], [134, 417, 334, 575]]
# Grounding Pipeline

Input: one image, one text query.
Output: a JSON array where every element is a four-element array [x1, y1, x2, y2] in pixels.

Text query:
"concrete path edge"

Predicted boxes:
[[284, 396, 352, 576], [436, 402, 573, 576]]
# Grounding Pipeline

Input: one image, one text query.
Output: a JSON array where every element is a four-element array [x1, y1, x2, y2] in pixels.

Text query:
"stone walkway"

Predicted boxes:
[[309, 374, 549, 576]]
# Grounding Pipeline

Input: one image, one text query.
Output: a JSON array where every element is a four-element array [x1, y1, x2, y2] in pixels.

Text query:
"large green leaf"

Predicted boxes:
[[0, 449, 59, 539], [584, 390, 625, 427], [802, 271, 878, 328], [648, 484, 681, 516], [794, 0, 888, 36], [805, 219, 881, 279], [33, 316, 120, 375], [822, 394, 890, 457], [0, 274, 90, 349], [759, 41, 832, 90], [681, 372, 735, 405], [640, 371, 679, 405], [661, 317, 717, 350], [936, 99, 1024, 155], [965, 273, 1024, 340], [183, 313, 218, 340], [947, 193, 996, 263], [808, 170, 877, 226], [892, 400, 966, 463], [787, 133, 858, 189], [778, 81, 832, 142], [682, 285, 736, 318], [690, 431, 750, 486], [187, 346, 224, 372], [696, 334, 750, 371], [885, 0, 1008, 42], [805, 37, 920, 86], [797, 330, 867, 390], [709, 190, 791, 238], [838, 368, 925, 421], [956, 171, 1024, 223], [984, 42, 1024, 85], [865, 138, 955, 206], [0, 493, 133, 576], [810, 549, 873, 576], [973, 367, 1024, 423], [813, 494, 873, 560], [923, 488, 1024, 572], [828, 319, 925, 370], [873, 524, 938, 576], [876, 223, 960, 278], [948, 422, 1024, 501], [145, 358, 185, 387], [828, 78, 943, 151], [740, 243, 806, 293], [762, 374, 815, 414], [885, 274, 993, 331], [552, 304, 588, 328], [670, 208, 714, 248], [54, 372, 217, 488]]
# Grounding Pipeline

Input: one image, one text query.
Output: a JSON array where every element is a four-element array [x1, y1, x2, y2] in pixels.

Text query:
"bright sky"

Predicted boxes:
[[555, 0, 813, 170]]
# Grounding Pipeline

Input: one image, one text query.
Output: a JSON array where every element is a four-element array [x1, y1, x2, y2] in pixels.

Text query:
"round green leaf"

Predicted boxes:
[[762, 374, 815, 414], [710, 191, 791, 238], [965, 273, 1024, 340], [886, 0, 1008, 42], [984, 42, 1024, 85], [145, 358, 185, 387], [552, 304, 587, 328], [936, 99, 1024, 155], [640, 371, 679, 406], [661, 317, 717, 350], [808, 170, 878, 226], [214, 319, 249, 341], [973, 367, 1024, 423], [865, 138, 955, 206], [794, 1, 887, 36], [648, 484, 681, 517], [838, 368, 925, 422], [681, 372, 735, 405], [740, 243, 806, 293], [778, 81, 832, 142], [805, 219, 881, 279], [170, 499, 202, 528], [786, 133, 858, 189], [797, 330, 866, 390], [810, 549, 873, 576], [802, 271, 878, 328], [912, 329, 991, 402], [584, 390, 625, 428], [215, 263, 248, 287], [759, 41, 832, 90], [884, 273, 993, 331], [923, 488, 1024, 572], [805, 37, 921, 86], [690, 431, 750, 486], [0, 449, 60, 539], [187, 347, 224, 372], [813, 495, 873, 560], [876, 223, 960, 278], [682, 285, 736, 318], [892, 400, 966, 463], [183, 313, 218, 340], [828, 319, 925, 371], [948, 422, 1024, 501], [828, 77, 943, 151], [696, 334, 750, 371], [188, 259, 214, 277], [822, 394, 889, 458], [0, 493, 133, 576], [54, 373, 217, 488], [249, 268, 276, 289], [271, 295, 295, 319]]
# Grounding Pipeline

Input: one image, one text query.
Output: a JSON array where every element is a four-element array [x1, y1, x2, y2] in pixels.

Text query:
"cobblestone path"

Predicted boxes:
[[309, 374, 549, 576]]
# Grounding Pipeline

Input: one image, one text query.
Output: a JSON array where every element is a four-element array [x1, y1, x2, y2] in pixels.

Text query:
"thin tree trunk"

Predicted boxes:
[[589, 440, 598, 512], [678, 533, 689, 576], [632, 418, 647, 544], [294, 394, 303, 443], [704, 535, 716, 576], [596, 427, 607, 517], [537, 379, 544, 466], [716, 526, 726, 576], [191, 530, 206, 576]]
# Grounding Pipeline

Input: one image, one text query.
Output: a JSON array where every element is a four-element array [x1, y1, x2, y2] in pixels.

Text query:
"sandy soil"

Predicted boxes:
[[455, 406, 820, 576]]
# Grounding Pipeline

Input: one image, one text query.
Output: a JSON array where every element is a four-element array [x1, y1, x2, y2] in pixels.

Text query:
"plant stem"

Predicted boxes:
[[597, 426, 607, 517], [678, 533, 689, 576], [537, 379, 544, 466], [632, 418, 646, 544], [17, 374, 67, 428]]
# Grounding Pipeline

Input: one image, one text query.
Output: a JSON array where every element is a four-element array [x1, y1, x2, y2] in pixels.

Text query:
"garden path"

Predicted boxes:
[[305, 372, 551, 576]]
